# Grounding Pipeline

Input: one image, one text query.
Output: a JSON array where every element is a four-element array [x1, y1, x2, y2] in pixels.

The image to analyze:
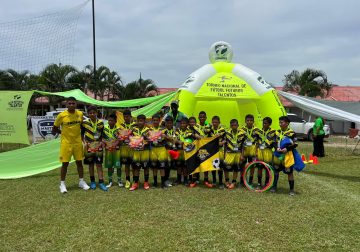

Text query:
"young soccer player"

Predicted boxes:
[[119, 109, 135, 189], [224, 119, 244, 189], [149, 114, 168, 188], [175, 117, 193, 186], [272, 116, 298, 196], [257, 117, 277, 188], [52, 97, 90, 193], [129, 114, 151, 191], [188, 117, 200, 187], [207, 116, 226, 188], [103, 114, 122, 188], [241, 114, 261, 186], [82, 106, 107, 191], [163, 116, 177, 187]]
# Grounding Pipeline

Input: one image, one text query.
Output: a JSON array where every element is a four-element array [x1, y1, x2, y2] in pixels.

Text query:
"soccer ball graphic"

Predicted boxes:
[[212, 158, 221, 169], [209, 41, 233, 63]]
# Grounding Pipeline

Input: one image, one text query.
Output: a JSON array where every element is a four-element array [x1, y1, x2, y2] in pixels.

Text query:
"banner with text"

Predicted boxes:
[[0, 91, 33, 144]]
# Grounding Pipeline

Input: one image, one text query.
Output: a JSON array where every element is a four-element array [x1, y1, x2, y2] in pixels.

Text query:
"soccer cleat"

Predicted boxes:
[[289, 190, 295, 196], [189, 182, 197, 188], [255, 183, 261, 190], [106, 182, 113, 188], [118, 181, 124, 187], [228, 183, 235, 189], [204, 181, 213, 188], [143, 182, 150, 190], [225, 182, 230, 188], [270, 187, 277, 193], [89, 181, 96, 190], [218, 184, 225, 189], [59, 183, 68, 194], [129, 182, 139, 191], [125, 180, 131, 189], [78, 180, 90, 191], [99, 183, 108, 192], [164, 180, 173, 187]]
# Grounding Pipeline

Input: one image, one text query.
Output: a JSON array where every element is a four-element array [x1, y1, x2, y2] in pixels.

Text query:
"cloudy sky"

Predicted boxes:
[[1, 0, 360, 87]]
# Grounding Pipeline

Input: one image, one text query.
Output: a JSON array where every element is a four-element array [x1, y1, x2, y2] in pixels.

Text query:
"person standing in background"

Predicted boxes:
[[313, 116, 325, 157]]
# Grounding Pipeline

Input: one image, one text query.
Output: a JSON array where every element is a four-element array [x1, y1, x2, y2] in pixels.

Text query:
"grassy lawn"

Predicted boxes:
[[1, 142, 359, 251]]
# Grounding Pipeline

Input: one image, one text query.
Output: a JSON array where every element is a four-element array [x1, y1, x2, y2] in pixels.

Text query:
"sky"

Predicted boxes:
[[1, 0, 360, 87]]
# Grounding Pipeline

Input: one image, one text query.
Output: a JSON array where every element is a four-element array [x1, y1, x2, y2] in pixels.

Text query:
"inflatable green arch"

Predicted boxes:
[[177, 41, 286, 129]]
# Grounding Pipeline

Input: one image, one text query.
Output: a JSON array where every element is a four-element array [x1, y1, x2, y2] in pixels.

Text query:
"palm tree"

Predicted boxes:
[[0, 69, 39, 90], [120, 78, 159, 99], [39, 63, 78, 92], [283, 68, 332, 98]]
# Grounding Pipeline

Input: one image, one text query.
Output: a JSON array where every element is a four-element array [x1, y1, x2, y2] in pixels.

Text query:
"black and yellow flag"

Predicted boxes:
[[184, 136, 220, 175]]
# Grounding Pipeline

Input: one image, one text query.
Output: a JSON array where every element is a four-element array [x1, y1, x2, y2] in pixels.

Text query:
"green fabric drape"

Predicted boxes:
[[34, 89, 176, 108]]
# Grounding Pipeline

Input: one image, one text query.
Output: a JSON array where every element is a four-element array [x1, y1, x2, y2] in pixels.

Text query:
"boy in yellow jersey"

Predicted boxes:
[[207, 116, 226, 188], [52, 97, 90, 193], [257, 117, 277, 188], [163, 116, 177, 187], [103, 114, 122, 188], [119, 109, 135, 189], [149, 114, 168, 188], [175, 118, 193, 186], [129, 114, 151, 191], [82, 106, 107, 191], [188, 117, 200, 187], [241, 114, 261, 186], [224, 119, 244, 189], [272, 116, 298, 196]]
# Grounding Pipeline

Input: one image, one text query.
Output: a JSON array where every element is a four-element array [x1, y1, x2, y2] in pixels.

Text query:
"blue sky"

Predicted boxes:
[[1, 0, 360, 87]]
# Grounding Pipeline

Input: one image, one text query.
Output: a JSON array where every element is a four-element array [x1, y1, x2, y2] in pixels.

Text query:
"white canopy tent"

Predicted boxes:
[[278, 91, 360, 124]]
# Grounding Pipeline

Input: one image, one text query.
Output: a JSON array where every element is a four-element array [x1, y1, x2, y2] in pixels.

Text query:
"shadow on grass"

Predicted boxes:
[[304, 170, 360, 183]]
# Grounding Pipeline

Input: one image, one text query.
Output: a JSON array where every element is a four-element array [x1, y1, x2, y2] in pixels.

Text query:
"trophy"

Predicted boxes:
[[129, 136, 144, 150]]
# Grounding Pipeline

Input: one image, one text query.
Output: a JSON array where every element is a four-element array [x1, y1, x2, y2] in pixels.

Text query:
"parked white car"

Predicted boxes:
[[287, 113, 330, 140]]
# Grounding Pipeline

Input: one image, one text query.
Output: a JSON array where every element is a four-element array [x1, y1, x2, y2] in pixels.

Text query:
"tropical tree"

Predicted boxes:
[[119, 78, 159, 99], [283, 68, 332, 98], [0, 69, 39, 90], [38, 63, 78, 92]]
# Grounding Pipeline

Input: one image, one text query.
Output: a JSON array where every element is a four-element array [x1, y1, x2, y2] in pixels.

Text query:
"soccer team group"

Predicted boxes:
[[53, 97, 298, 195]]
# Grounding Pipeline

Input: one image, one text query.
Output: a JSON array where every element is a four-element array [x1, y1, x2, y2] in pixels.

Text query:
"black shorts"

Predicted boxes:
[[274, 164, 293, 174], [84, 155, 103, 165]]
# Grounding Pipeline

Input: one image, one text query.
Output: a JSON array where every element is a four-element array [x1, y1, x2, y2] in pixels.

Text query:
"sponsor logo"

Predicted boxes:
[[37, 120, 55, 138], [197, 149, 210, 161], [218, 75, 232, 83], [8, 94, 24, 109]]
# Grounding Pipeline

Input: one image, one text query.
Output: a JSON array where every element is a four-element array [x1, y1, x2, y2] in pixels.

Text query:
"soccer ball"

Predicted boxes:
[[209, 41, 233, 63], [212, 158, 221, 169]]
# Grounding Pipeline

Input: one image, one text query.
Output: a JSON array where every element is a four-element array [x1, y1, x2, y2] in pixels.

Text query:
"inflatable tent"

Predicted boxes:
[[177, 41, 286, 128]]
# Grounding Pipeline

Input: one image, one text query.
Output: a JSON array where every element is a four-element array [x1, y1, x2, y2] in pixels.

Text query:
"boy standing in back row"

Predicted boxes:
[[52, 97, 90, 193]]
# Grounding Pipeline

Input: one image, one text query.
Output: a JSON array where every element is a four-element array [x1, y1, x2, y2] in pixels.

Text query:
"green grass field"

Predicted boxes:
[[1, 142, 360, 251]]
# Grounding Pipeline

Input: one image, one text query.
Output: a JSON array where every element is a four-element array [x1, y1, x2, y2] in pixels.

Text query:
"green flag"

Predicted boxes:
[[0, 91, 33, 144]]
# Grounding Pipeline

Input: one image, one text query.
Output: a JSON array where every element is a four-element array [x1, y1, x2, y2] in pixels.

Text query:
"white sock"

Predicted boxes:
[[60, 181, 65, 185], [79, 178, 84, 182]]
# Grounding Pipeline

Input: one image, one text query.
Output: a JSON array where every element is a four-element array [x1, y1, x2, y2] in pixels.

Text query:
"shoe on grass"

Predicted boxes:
[[189, 182, 197, 188], [143, 182, 150, 190], [79, 180, 90, 190], [59, 183, 68, 194], [289, 190, 295, 196], [204, 181, 213, 188], [270, 187, 277, 193], [106, 182, 113, 188], [164, 180, 173, 187], [89, 181, 96, 190], [118, 180, 124, 187], [218, 184, 225, 189], [125, 180, 131, 189], [99, 183, 108, 192], [129, 182, 139, 191], [228, 183, 235, 190]]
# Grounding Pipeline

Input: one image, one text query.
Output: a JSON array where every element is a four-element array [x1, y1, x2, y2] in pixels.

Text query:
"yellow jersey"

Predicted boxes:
[[54, 110, 83, 145]]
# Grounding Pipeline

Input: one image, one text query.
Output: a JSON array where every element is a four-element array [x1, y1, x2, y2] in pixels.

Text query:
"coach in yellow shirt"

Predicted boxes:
[[52, 97, 90, 193]]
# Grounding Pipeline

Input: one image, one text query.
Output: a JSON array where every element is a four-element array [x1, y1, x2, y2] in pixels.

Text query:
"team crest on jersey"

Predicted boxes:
[[197, 149, 210, 161]]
